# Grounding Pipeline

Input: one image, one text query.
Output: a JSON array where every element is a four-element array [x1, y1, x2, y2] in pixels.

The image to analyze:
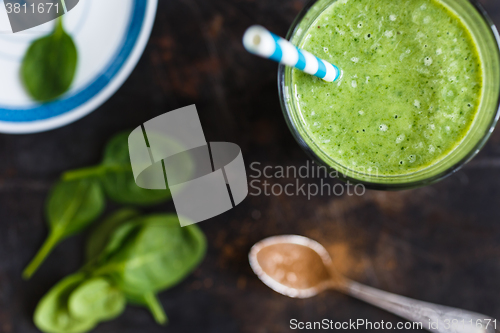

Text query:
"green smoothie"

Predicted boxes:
[[292, 0, 483, 175]]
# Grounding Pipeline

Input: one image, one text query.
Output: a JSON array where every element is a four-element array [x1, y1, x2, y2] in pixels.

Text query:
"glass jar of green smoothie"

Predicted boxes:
[[279, 0, 500, 189]]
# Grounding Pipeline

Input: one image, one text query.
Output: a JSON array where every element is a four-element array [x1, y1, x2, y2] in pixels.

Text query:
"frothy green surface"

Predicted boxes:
[[292, 0, 482, 175]]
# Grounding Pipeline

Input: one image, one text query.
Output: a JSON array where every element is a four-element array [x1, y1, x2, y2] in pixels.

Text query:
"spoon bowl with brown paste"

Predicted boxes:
[[250, 235, 499, 333]]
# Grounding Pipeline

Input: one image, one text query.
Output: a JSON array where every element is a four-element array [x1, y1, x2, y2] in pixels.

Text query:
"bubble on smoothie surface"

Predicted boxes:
[[429, 145, 436, 153], [408, 155, 416, 163], [379, 124, 388, 131], [436, 48, 443, 55], [358, 110, 364, 115], [389, 15, 397, 21], [424, 57, 433, 66], [351, 57, 359, 63], [396, 134, 405, 143], [384, 30, 394, 38], [351, 80, 358, 88], [323, 47, 329, 52], [414, 100, 421, 108]]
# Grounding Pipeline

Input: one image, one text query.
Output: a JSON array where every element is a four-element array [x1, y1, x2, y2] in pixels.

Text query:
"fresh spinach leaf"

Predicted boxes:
[[126, 292, 168, 325], [92, 220, 139, 268], [63, 132, 174, 205], [95, 214, 206, 295], [34, 213, 206, 332], [68, 277, 125, 321], [21, 18, 77, 102], [34, 273, 96, 333], [86, 213, 169, 325], [23, 178, 105, 279], [99, 132, 189, 205], [91, 214, 204, 325], [85, 209, 140, 264]]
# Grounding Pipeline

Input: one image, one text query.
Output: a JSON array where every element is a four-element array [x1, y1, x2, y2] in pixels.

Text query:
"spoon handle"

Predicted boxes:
[[339, 279, 498, 333]]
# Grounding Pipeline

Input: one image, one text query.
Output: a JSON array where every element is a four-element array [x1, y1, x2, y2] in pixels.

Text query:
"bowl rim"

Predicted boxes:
[[0, 0, 158, 134]]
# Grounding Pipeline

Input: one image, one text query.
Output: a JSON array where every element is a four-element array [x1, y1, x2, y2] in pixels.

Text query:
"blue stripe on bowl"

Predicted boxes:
[[0, 0, 146, 122]]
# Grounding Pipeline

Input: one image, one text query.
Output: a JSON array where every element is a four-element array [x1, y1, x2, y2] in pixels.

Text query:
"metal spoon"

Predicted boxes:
[[249, 235, 498, 333]]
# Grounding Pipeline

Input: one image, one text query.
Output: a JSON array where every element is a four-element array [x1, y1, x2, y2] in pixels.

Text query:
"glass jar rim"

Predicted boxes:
[[278, 0, 500, 190]]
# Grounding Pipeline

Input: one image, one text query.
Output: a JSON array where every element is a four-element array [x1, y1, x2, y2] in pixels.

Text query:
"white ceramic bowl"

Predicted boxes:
[[0, 0, 158, 134]]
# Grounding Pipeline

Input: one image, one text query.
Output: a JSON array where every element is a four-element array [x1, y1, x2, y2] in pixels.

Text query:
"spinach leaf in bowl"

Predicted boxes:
[[21, 18, 78, 102]]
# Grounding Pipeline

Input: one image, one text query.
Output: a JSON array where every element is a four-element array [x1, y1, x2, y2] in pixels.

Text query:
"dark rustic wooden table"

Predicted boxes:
[[2, 0, 500, 332]]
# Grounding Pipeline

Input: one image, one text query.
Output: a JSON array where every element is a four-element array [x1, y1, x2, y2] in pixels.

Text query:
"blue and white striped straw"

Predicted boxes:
[[243, 25, 341, 82]]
